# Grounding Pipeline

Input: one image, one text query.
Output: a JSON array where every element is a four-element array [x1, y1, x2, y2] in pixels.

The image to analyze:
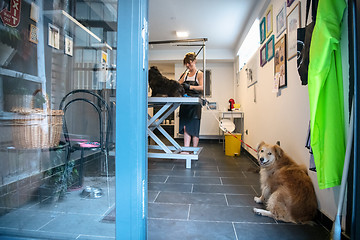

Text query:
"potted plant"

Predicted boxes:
[[39, 148, 80, 203]]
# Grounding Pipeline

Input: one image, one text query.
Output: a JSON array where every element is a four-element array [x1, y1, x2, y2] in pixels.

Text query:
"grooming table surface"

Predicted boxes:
[[148, 97, 203, 168]]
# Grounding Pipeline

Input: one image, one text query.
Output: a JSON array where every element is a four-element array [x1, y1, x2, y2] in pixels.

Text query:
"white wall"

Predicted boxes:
[[235, 0, 349, 225]]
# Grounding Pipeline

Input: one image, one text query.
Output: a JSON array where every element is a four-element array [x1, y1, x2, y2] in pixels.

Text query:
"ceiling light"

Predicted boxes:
[[176, 31, 189, 38]]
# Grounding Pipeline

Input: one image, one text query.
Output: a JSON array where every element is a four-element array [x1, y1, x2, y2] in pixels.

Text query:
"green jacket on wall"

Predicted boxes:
[[308, 0, 347, 189]]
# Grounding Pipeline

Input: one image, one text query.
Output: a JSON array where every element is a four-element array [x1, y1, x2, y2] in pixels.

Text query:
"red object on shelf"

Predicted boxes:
[[228, 98, 235, 111]]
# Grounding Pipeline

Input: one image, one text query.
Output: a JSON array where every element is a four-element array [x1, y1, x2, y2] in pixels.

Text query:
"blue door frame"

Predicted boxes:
[[116, 0, 148, 239]]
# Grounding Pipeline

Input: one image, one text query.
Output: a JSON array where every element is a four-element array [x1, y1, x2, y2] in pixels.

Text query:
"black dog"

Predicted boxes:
[[148, 66, 185, 97]]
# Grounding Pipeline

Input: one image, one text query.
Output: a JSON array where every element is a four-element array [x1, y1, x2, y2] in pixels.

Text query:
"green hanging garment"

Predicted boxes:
[[308, 0, 347, 189]]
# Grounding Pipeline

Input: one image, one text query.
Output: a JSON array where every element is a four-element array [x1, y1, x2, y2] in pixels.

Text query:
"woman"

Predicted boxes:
[[178, 52, 204, 149]]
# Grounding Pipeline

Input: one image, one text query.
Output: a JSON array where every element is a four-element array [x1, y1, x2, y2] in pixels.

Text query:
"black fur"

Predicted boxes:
[[148, 66, 185, 97]]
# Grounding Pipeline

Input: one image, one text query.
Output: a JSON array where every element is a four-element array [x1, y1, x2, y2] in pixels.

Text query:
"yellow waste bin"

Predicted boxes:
[[225, 133, 242, 156]]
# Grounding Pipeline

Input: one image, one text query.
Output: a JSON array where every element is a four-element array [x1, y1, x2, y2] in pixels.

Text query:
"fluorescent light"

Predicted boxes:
[[176, 31, 189, 38]]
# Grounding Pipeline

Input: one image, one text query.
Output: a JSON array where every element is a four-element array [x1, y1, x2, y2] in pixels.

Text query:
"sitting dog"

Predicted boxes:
[[253, 141, 317, 223], [148, 66, 185, 97]]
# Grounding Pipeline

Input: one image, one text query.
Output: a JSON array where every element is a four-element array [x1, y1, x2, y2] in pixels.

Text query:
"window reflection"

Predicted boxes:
[[0, 1, 117, 238]]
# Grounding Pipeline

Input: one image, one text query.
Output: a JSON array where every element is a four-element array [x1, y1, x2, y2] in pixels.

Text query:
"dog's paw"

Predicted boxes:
[[253, 208, 262, 216], [254, 196, 263, 204]]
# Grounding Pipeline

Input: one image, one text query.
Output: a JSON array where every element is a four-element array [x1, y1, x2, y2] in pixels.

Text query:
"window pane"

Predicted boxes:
[[0, 1, 117, 238]]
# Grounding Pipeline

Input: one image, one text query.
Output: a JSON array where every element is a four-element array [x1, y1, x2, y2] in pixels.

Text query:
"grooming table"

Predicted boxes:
[[148, 97, 203, 168]]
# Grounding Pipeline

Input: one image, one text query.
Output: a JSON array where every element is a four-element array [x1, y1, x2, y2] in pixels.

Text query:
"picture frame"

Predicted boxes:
[[286, 2, 301, 60], [276, 3, 287, 38], [287, 0, 295, 7], [274, 34, 287, 88], [260, 44, 267, 67], [246, 52, 258, 88], [64, 35, 73, 56], [265, 5, 273, 38], [259, 17, 266, 44], [266, 35, 275, 61], [29, 24, 38, 44], [48, 23, 60, 49]]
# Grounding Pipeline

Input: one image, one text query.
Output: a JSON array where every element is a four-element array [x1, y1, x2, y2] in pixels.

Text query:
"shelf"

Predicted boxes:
[[0, 67, 43, 83]]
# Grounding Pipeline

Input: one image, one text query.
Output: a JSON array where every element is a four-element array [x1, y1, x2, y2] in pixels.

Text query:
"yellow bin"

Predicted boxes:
[[225, 133, 242, 156]]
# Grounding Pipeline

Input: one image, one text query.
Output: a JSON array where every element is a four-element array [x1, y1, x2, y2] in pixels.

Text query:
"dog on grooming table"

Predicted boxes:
[[149, 66, 185, 97]]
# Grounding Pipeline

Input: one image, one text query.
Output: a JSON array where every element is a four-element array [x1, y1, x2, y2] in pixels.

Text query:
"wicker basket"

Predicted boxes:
[[11, 90, 64, 149]]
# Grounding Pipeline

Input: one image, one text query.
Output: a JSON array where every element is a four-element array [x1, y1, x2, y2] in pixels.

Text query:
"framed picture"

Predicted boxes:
[[48, 23, 60, 49], [287, 0, 295, 7], [246, 52, 258, 88], [260, 44, 267, 67], [276, 3, 286, 37], [286, 2, 301, 60], [274, 34, 287, 88], [64, 35, 73, 56], [265, 5, 273, 38], [260, 17, 266, 43], [29, 24, 38, 44], [266, 35, 275, 61]]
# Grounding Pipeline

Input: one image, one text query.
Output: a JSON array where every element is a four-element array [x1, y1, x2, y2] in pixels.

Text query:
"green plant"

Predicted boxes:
[[44, 149, 79, 200], [0, 25, 21, 48]]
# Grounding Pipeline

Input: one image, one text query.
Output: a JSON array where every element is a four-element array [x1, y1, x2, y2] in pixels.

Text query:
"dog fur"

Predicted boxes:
[[253, 141, 318, 224], [148, 66, 185, 97]]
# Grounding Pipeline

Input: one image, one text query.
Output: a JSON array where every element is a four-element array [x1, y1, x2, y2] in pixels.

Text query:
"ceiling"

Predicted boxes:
[[148, 0, 265, 53]]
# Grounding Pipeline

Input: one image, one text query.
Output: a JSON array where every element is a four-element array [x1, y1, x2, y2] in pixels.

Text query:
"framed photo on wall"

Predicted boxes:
[[64, 35, 73, 56], [48, 23, 60, 49], [274, 34, 287, 88], [266, 35, 275, 61], [260, 44, 267, 67], [286, 2, 301, 60], [260, 17, 266, 43], [265, 5, 273, 38], [276, 3, 286, 37]]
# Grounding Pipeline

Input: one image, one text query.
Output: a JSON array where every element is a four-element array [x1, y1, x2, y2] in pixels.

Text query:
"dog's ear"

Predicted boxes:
[[274, 144, 284, 158], [256, 141, 265, 152]]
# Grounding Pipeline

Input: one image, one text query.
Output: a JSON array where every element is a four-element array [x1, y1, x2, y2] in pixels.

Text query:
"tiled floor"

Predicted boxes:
[[0, 140, 330, 239], [147, 140, 330, 240]]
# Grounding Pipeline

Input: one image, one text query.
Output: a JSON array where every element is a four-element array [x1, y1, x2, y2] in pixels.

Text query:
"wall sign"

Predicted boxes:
[[0, 0, 22, 27]]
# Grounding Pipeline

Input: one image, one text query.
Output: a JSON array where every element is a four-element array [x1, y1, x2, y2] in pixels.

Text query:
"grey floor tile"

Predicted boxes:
[[155, 191, 227, 205], [221, 176, 260, 185], [174, 165, 218, 171], [166, 176, 221, 184], [149, 182, 193, 192], [148, 219, 236, 240], [226, 194, 260, 207], [195, 170, 243, 177], [193, 184, 255, 194], [39, 212, 115, 237], [148, 203, 189, 219], [0, 208, 59, 230], [148, 169, 174, 176], [233, 222, 330, 240], [149, 175, 168, 183], [148, 191, 159, 203], [189, 204, 275, 223]]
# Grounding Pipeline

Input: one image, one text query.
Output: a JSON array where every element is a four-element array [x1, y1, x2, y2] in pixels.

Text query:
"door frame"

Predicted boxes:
[[115, 0, 148, 239]]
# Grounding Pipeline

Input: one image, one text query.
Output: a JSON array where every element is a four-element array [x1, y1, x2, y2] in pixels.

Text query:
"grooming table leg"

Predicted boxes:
[[148, 129, 172, 153]]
